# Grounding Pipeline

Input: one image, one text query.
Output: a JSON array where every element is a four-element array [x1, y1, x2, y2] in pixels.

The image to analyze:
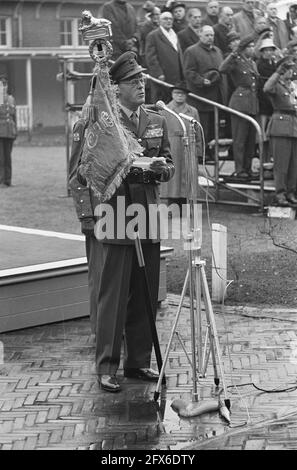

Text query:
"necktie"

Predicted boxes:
[[130, 111, 139, 132]]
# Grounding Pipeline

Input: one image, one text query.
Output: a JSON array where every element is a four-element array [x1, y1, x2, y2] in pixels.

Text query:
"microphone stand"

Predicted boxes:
[[153, 102, 230, 419]]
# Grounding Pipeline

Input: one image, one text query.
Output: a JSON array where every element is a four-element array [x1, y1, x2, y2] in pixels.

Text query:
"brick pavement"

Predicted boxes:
[[1, 294, 297, 450]]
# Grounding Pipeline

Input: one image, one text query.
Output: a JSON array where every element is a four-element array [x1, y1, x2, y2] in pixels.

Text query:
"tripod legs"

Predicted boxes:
[[154, 258, 229, 406]]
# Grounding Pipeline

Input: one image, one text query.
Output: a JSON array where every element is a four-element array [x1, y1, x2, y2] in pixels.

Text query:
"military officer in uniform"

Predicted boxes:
[[264, 56, 297, 206], [220, 35, 259, 181], [69, 51, 174, 392], [0, 76, 17, 188]]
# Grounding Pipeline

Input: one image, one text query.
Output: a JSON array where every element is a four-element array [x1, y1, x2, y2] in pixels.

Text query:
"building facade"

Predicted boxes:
[[0, 0, 241, 130]]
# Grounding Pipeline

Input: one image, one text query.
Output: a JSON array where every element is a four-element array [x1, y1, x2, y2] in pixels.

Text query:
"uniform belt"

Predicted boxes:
[[275, 109, 297, 115], [126, 170, 156, 184]]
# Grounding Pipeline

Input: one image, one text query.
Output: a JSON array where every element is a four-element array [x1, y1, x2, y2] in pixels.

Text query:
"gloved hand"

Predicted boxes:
[[81, 217, 95, 237], [276, 62, 293, 75]]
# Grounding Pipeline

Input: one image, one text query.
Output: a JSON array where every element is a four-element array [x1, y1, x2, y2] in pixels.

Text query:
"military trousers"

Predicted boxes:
[[85, 235, 104, 334], [95, 241, 160, 375], [270, 136, 297, 196], [231, 115, 256, 173], [0, 138, 13, 185]]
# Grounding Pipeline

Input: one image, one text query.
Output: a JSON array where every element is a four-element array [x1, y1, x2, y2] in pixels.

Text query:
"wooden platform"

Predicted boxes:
[[0, 226, 173, 333]]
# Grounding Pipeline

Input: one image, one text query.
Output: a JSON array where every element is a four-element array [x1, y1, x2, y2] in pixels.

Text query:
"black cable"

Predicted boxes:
[[226, 381, 297, 394]]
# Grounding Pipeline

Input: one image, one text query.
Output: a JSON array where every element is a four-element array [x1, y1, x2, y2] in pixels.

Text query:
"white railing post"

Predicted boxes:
[[211, 223, 227, 303]]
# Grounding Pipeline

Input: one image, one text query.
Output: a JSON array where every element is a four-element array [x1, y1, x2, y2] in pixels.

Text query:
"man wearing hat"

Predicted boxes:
[[69, 51, 174, 392], [220, 34, 259, 180], [169, 2, 187, 33], [264, 56, 297, 206], [256, 38, 278, 163]]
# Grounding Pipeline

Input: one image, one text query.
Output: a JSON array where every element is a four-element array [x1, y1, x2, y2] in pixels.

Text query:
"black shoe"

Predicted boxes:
[[287, 193, 297, 205], [97, 374, 121, 392], [124, 367, 159, 382]]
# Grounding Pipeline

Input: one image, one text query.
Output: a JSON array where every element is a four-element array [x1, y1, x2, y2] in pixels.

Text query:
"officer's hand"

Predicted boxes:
[[81, 217, 95, 237], [276, 62, 292, 75], [203, 78, 211, 86], [158, 74, 165, 81], [149, 157, 167, 175]]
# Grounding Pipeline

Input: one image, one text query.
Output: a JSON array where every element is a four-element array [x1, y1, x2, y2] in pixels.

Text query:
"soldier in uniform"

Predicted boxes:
[[69, 51, 174, 392], [220, 34, 259, 181], [0, 76, 17, 188], [264, 56, 297, 206]]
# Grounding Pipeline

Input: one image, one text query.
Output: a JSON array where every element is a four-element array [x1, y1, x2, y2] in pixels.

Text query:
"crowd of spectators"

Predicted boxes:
[[101, 0, 297, 206]]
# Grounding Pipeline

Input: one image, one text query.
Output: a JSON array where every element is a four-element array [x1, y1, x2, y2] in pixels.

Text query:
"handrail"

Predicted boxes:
[[145, 74, 265, 211]]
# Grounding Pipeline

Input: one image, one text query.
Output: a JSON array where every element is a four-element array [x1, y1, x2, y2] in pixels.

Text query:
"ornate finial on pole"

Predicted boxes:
[[79, 10, 113, 64]]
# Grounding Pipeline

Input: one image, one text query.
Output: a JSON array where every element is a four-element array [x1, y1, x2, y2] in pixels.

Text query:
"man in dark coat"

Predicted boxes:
[[266, 3, 289, 50], [220, 34, 259, 180], [137, 5, 161, 67], [102, 0, 138, 59], [69, 52, 174, 392], [214, 7, 234, 56], [264, 56, 297, 206], [145, 11, 183, 103], [178, 7, 202, 54], [183, 24, 226, 145], [202, 0, 219, 27], [233, 0, 256, 38]]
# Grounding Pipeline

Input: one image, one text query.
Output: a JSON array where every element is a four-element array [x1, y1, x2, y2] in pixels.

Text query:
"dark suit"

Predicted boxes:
[[213, 23, 232, 56], [177, 26, 199, 54], [145, 27, 183, 103], [102, 0, 137, 59], [0, 94, 17, 186], [69, 106, 174, 375], [220, 52, 259, 173], [264, 73, 297, 197], [183, 41, 226, 144]]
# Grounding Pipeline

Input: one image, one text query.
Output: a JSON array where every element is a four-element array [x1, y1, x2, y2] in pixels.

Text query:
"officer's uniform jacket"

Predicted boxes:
[[69, 105, 174, 244], [264, 72, 297, 138], [0, 94, 17, 139], [219, 52, 259, 115]]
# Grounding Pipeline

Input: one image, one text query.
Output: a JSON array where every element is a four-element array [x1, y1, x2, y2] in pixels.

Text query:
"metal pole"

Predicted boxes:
[[214, 107, 220, 203]]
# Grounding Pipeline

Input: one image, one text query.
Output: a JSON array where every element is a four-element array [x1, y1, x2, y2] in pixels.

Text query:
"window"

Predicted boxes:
[[60, 19, 86, 48], [0, 17, 12, 48]]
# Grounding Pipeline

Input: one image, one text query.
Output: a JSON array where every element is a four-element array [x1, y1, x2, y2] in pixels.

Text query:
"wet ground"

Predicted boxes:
[[1, 294, 297, 450]]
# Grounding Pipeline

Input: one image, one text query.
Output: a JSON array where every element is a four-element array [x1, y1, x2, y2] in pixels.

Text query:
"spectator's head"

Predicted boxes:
[[171, 81, 189, 104], [206, 0, 219, 17], [227, 30, 240, 51], [160, 11, 173, 30], [242, 0, 255, 12], [219, 7, 233, 27], [254, 15, 268, 33], [237, 34, 255, 57], [149, 6, 161, 25], [199, 25, 215, 46], [187, 8, 202, 29], [170, 3, 186, 20], [266, 3, 278, 19], [259, 38, 277, 59]]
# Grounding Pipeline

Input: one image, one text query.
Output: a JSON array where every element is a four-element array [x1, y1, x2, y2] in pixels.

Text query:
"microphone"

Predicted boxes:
[[155, 100, 187, 136]]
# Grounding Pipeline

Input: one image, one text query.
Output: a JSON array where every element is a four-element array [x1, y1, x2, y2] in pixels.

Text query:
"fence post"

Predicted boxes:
[[211, 223, 227, 302]]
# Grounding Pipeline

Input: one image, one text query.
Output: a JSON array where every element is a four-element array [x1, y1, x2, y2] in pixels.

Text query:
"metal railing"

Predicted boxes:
[[146, 74, 265, 211]]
